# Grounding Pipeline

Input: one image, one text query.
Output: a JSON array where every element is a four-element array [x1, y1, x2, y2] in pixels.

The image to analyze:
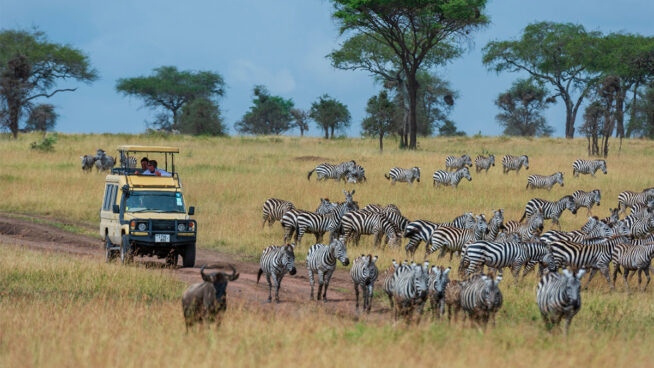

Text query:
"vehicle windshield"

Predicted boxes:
[[124, 191, 185, 213]]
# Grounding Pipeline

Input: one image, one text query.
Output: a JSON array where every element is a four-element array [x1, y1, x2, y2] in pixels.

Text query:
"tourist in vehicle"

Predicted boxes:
[[142, 160, 172, 177]]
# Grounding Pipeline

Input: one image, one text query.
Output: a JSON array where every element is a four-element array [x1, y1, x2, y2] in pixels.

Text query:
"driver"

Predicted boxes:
[[142, 160, 172, 177]]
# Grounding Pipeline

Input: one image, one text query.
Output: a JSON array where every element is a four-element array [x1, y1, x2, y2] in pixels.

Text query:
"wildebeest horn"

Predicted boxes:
[[228, 264, 239, 281], [200, 265, 211, 281]]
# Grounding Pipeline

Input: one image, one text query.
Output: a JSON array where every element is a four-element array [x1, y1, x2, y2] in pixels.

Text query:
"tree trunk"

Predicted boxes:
[[324, 126, 329, 139], [300, 126, 304, 137], [379, 130, 384, 153], [564, 99, 575, 138], [627, 80, 640, 138], [330, 125, 334, 139], [9, 104, 19, 139], [407, 73, 418, 149]]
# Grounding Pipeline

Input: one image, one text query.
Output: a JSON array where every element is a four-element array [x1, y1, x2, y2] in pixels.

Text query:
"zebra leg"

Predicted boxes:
[[308, 268, 315, 300], [643, 267, 651, 292], [611, 262, 619, 290], [439, 299, 445, 319], [262, 217, 267, 229], [600, 266, 611, 288], [637, 269, 643, 291], [266, 274, 272, 303], [273, 274, 281, 303], [296, 228, 305, 247], [322, 270, 334, 301], [316, 270, 325, 301], [354, 282, 360, 313], [583, 269, 598, 290], [623, 270, 630, 293], [511, 263, 522, 284], [405, 239, 417, 257], [366, 284, 374, 313]]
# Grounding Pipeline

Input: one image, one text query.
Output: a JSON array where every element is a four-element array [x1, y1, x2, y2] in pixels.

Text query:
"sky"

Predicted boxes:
[[1, 0, 653, 137]]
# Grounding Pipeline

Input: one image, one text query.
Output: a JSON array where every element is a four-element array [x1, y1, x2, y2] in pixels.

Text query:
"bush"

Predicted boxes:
[[29, 133, 57, 152]]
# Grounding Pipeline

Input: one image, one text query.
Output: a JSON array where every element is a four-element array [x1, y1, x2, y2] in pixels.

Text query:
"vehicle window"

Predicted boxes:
[[124, 191, 185, 213], [109, 185, 118, 207], [102, 184, 111, 210]]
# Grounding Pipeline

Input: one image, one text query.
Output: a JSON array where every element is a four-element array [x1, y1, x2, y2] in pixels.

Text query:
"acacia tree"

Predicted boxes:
[[495, 79, 554, 136], [116, 66, 224, 131], [290, 108, 310, 137], [0, 30, 97, 137], [24, 103, 57, 132], [310, 94, 350, 139], [483, 22, 602, 138], [235, 85, 294, 135], [362, 90, 397, 152], [330, 0, 488, 149]]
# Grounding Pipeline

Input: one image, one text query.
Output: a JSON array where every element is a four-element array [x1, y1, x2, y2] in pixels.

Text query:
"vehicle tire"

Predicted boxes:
[[182, 243, 196, 268], [165, 251, 179, 267], [120, 235, 133, 265], [105, 235, 115, 263]]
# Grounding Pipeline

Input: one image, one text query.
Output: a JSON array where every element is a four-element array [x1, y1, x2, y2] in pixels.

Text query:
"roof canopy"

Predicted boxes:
[[117, 145, 179, 153]]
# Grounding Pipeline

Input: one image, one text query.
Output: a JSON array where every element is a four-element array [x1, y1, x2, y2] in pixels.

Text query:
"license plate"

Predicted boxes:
[[155, 234, 170, 243]]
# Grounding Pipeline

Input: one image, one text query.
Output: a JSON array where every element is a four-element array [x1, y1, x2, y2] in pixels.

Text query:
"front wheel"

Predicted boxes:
[[120, 235, 133, 265], [105, 235, 115, 263], [182, 243, 196, 268]]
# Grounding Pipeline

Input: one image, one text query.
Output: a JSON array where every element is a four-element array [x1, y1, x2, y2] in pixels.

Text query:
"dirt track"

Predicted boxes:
[[0, 213, 388, 319]]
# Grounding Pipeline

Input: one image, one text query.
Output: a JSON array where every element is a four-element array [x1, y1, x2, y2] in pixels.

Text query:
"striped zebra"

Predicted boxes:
[[119, 153, 137, 169], [296, 210, 343, 247], [548, 238, 619, 289], [362, 203, 409, 234], [460, 273, 503, 328], [572, 189, 601, 216], [315, 198, 338, 214], [444, 279, 465, 322], [307, 160, 356, 182], [617, 188, 654, 215], [382, 259, 406, 309], [485, 209, 505, 241], [341, 210, 401, 248], [445, 154, 472, 171], [616, 215, 654, 239], [475, 154, 495, 173], [504, 210, 544, 242], [385, 167, 420, 184], [428, 266, 451, 319], [428, 215, 488, 260], [262, 198, 295, 228], [350, 254, 379, 313], [462, 241, 555, 281], [306, 239, 350, 301], [391, 261, 430, 323], [537, 269, 585, 334], [526, 172, 564, 191], [572, 159, 607, 177], [601, 207, 620, 226], [256, 244, 297, 303], [281, 209, 313, 244], [362, 203, 401, 215], [346, 164, 367, 183], [502, 154, 529, 174], [404, 212, 476, 257], [631, 200, 654, 216], [432, 167, 472, 188], [611, 243, 654, 291], [519, 195, 578, 229]]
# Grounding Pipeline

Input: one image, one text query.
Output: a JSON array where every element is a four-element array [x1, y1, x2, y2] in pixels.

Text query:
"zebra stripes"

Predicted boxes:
[[572, 189, 601, 216], [537, 269, 585, 334], [296, 210, 342, 247], [404, 213, 475, 257], [257, 244, 297, 303], [432, 167, 472, 188], [385, 167, 421, 184], [526, 172, 564, 191], [428, 266, 451, 319], [475, 154, 495, 173], [617, 188, 654, 215], [119, 153, 137, 169], [262, 198, 295, 228], [520, 196, 578, 229], [611, 243, 654, 291], [548, 238, 617, 289], [428, 215, 488, 259], [341, 210, 401, 248], [485, 209, 505, 241], [504, 210, 544, 242], [281, 209, 313, 244], [445, 154, 472, 171], [306, 239, 350, 300], [462, 241, 555, 281], [391, 261, 430, 323], [572, 159, 607, 177], [307, 160, 356, 182], [502, 155, 529, 174], [345, 164, 367, 183], [350, 254, 379, 313], [460, 273, 503, 327], [382, 260, 407, 309], [616, 214, 654, 239]]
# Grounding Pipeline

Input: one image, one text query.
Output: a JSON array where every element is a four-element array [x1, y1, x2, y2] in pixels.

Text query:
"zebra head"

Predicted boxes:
[[480, 272, 502, 310], [360, 254, 378, 281], [607, 208, 620, 224], [599, 160, 607, 174], [316, 198, 337, 214], [412, 167, 421, 182], [581, 216, 598, 233], [521, 155, 529, 170], [561, 195, 578, 215], [475, 215, 488, 238], [461, 167, 472, 182], [529, 210, 545, 233], [330, 238, 349, 266], [556, 172, 564, 187], [460, 212, 476, 229], [490, 209, 505, 230], [592, 220, 614, 237], [343, 189, 356, 205], [429, 266, 451, 298], [95, 149, 106, 160], [561, 268, 586, 305], [540, 250, 557, 272], [463, 154, 472, 167], [413, 261, 430, 300], [283, 244, 297, 275], [489, 154, 495, 166]]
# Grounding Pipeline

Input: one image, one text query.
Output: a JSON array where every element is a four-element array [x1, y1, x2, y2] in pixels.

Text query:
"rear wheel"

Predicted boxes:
[[120, 235, 133, 265], [182, 243, 196, 268]]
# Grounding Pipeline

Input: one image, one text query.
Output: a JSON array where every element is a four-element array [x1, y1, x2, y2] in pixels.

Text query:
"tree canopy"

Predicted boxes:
[[235, 85, 294, 135], [290, 108, 310, 137], [177, 98, 226, 136], [310, 94, 351, 139], [362, 90, 398, 152], [24, 103, 57, 132], [495, 78, 554, 137]]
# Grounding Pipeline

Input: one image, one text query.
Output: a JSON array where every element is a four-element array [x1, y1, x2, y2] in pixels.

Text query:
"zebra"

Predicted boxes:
[[485, 209, 505, 241], [385, 167, 420, 184], [519, 195, 578, 229], [616, 215, 654, 239], [462, 241, 555, 281], [475, 154, 495, 173], [281, 209, 313, 244], [306, 239, 350, 301], [341, 210, 401, 248], [307, 160, 356, 182], [460, 273, 503, 328], [315, 198, 338, 215], [444, 279, 465, 322], [290, 190, 357, 242], [346, 164, 367, 183], [526, 172, 564, 191], [80, 154, 96, 172], [256, 244, 297, 303], [502, 154, 529, 174], [94, 149, 116, 172], [428, 215, 488, 260], [571, 189, 601, 216], [382, 259, 406, 309], [601, 207, 620, 226], [391, 261, 430, 323], [119, 152, 137, 169], [537, 268, 586, 335], [504, 210, 544, 242], [404, 212, 476, 257], [362, 203, 401, 215], [432, 167, 472, 188], [445, 154, 472, 171], [262, 198, 295, 228], [572, 159, 607, 177], [617, 188, 654, 216], [631, 200, 654, 217], [611, 243, 654, 292], [428, 266, 451, 319], [548, 238, 618, 289], [295, 210, 343, 247], [363, 204, 409, 234], [350, 254, 379, 313]]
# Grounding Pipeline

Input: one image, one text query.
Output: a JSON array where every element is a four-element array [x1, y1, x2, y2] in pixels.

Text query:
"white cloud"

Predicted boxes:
[[227, 59, 296, 94]]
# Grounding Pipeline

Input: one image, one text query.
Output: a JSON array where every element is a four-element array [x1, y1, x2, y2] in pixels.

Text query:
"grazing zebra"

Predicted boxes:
[[256, 244, 297, 303], [502, 154, 529, 174], [350, 254, 379, 313], [537, 269, 586, 335], [432, 167, 472, 188], [119, 152, 137, 168], [485, 209, 505, 241], [80, 154, 96, 172], [346, 164, 367, 183], [572, 159, 607, 177], [611, 243, 654, 291], [475, 154, 495, 173], [504, 210, 544, 242], [572, 189, 601, 216], [306, 239, 350, 301], [363, 204, 408, 233], [428, 266, 451, 319], [519, 195, 578, 229], [385, 167, 421, 184], [462, 241, 555, 281], [445, 154, 472, 171], [428, 215, 488, 260], [460, 273, 503, 328], [391, 261, 430, 323], [444, 279, 465, 322], [404, 213, 476, 257], [548, 238, 618, 289], [307, 160, 356, 182], [526, 172, 564, 191], [341, 210, 401, 248], [617, 188, 654, 215], [262, 198, 295, 228]]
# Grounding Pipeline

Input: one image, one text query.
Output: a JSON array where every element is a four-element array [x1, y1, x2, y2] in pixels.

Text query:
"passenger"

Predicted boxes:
[[142, 160, 172, 177], [134, 157, 149, 175]]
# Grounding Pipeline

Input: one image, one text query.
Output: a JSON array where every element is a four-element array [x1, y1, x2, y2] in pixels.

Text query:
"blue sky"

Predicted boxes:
[[1, 0, 653, 137]]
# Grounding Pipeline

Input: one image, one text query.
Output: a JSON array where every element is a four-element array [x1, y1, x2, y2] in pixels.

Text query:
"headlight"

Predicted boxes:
[[177, 223, 186, 232], [138, 223, 147, 231]]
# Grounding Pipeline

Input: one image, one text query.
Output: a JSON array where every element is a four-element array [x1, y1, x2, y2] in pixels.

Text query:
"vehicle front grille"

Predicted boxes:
[[151, 220, 175, 231]]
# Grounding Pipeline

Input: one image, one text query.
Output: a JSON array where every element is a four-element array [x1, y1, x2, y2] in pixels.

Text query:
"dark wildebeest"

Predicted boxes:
[[181, 265, 239, 330]]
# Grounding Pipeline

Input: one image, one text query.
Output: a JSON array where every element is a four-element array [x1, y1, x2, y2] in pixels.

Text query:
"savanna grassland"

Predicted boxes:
[[1, 133, 654, 367]]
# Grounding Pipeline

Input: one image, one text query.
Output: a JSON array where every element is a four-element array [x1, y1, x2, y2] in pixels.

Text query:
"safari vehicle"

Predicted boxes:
[[100, 145, 196, 267]]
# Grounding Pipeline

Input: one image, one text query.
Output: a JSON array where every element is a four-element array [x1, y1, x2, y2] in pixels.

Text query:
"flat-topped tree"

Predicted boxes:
[[330, 0, 488, 149]]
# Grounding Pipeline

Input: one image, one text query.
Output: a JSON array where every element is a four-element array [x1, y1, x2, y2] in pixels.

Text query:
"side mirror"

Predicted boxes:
[[112, 204, 120, 214], [188, 206, 195, 216]]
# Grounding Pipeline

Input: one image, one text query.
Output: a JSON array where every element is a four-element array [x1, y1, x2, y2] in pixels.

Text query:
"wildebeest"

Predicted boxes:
[[80, 154, 96, 172], [181, 265, 239, 330], [94, 149, 116, 172]]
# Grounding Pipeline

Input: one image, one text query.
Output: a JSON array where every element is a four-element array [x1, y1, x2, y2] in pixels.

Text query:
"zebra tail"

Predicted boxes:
[[384, 173, 390, 180], [257, 268, 263, 284], [307, 169, 315, 181], [519, 211, 527, 223]]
